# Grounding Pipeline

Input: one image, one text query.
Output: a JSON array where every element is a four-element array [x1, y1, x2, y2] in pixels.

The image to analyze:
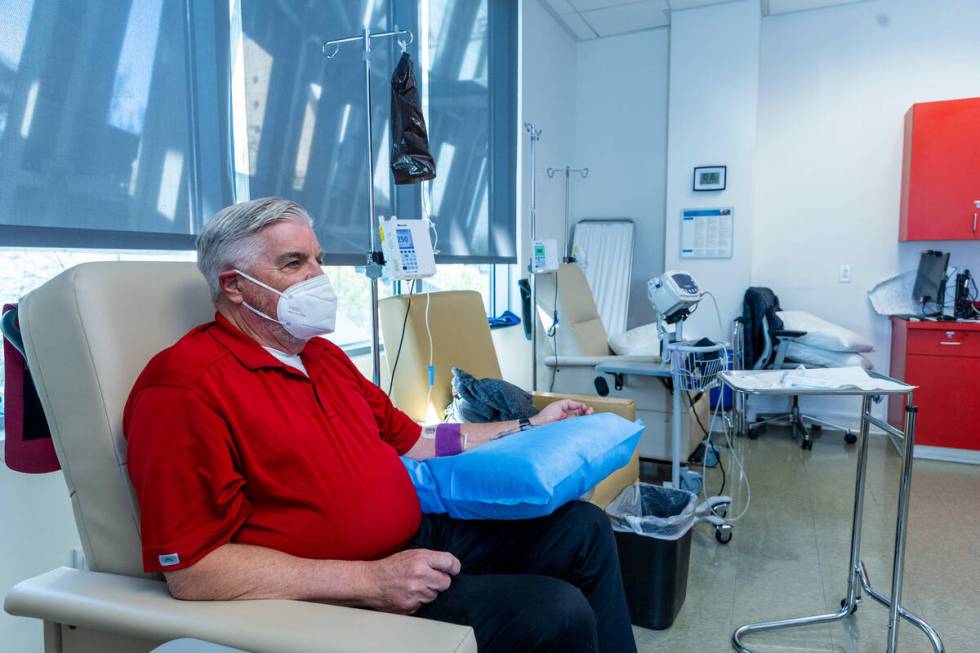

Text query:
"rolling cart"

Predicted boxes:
[[723, 370, 943, 653]]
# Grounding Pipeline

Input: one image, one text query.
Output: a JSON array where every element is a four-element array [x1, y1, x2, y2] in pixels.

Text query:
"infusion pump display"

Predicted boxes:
[[380, 217, 437, 280]]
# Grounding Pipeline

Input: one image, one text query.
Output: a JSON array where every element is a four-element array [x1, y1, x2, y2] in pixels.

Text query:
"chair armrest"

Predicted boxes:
[[772, 329, 807, 338], [531, 392, 635, 421], [4, 568, 476, 653], [543, 355, 660, 367]]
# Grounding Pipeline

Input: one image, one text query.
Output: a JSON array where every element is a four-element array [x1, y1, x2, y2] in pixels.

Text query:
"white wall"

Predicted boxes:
[[520, 0, 578, 390], [752, 0, 980, 418], [575, 29, 670, 329], [664, 0, 762, 341], [520, 0, 578, 262], [755, 0, 980, 370], [0, 453, 80, 652]]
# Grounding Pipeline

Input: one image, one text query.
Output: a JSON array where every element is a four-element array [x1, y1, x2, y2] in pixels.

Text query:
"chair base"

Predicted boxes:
[[747, 397, 856, 450]]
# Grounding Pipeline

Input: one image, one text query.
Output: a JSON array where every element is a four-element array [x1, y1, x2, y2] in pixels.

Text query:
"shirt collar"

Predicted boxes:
[[209, 312, 311, 377]]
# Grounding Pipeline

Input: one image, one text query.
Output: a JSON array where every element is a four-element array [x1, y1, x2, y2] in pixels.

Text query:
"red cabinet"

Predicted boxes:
[[899, 97, 980, 241], [889, 317, 980, 455]]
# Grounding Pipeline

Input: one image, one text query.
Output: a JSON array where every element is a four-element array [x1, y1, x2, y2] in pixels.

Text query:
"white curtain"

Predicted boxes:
[[571, 220, 634, 338]]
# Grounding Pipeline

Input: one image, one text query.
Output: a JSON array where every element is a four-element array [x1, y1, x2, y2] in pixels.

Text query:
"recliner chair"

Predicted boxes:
[[534, 264, 707, 462], [378, 289, 639, 509], [3, 262, 476, 653]]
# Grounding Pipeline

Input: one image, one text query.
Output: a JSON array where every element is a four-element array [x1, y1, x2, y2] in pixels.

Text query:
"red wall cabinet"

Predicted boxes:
[[889, 317, 980, 454], [899, 97, 980, 241]]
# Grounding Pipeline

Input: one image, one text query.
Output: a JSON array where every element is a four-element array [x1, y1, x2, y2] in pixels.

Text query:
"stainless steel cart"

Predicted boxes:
[[722, 370, 943, 653]]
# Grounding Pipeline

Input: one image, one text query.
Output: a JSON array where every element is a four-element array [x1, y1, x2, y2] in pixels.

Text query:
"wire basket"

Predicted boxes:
[[668, 341, 729, 392]]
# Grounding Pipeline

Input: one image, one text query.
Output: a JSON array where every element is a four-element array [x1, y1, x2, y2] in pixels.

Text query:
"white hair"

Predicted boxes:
[[196, 197, 313, 302]]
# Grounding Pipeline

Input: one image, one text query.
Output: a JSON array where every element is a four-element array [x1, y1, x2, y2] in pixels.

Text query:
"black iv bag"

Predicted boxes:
[[390, 52, 436, 184]]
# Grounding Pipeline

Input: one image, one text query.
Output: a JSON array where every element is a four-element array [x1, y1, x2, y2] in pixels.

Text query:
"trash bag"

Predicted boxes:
[[606, 483, 696, 540], [390, 52, 436, 184]]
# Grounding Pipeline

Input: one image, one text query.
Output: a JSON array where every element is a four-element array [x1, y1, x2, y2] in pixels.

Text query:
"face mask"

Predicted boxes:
[[234, 269, 337, 340]]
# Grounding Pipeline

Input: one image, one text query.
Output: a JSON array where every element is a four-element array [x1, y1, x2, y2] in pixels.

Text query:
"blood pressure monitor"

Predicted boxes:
[[648, 270, 702, 324]]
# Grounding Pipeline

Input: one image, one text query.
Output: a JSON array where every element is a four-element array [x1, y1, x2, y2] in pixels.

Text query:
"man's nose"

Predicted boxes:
[[304, 259, 324, 280]]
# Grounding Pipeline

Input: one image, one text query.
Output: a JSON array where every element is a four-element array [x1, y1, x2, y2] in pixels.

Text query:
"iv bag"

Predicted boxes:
[[390, 52, 436, 185]]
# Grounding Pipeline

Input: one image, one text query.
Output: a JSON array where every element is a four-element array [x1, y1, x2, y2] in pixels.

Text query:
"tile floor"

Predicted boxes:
[[631, 426, 980, 652]]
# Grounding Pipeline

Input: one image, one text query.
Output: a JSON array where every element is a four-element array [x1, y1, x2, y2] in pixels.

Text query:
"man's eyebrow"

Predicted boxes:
[[274, 251, 308, 265]]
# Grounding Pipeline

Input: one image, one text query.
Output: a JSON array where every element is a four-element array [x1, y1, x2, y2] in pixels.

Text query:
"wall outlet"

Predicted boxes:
[[839, 264, 852, 283]]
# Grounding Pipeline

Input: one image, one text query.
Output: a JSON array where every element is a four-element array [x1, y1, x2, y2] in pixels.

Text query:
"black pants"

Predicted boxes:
[[408, 501, 637, 653]]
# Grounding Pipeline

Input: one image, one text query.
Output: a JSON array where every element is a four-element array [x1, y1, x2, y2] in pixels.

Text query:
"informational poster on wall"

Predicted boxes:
[[680, 208, 733, 259]]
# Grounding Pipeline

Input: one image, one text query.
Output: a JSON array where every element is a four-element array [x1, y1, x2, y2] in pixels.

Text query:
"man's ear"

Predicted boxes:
[[218, 270, 243, 305]]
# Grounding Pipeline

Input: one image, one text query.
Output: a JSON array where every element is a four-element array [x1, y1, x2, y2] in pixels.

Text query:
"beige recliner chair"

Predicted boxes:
[[378, 290, 638, 509], [3, 262, 476, 653], [536, 264, 706, 462]]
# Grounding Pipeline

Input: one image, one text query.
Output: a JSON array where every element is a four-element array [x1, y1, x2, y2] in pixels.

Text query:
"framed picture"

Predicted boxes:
[[693, 165, 726, 191]]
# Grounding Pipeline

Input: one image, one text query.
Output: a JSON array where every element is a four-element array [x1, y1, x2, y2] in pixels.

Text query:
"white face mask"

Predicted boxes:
[[234, 269, 337, 340]]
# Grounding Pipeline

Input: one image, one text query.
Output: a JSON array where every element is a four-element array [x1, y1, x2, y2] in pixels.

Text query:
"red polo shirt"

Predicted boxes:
[[124, 313, 422, 573]]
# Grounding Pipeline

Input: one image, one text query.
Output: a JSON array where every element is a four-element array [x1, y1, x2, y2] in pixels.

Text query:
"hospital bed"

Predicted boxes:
[[3, 262, 477, 653]]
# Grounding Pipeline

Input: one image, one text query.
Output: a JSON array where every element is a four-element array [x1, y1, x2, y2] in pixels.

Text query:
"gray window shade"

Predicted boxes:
[[0, 0, 231, 249], [240, 0, 517, 266]]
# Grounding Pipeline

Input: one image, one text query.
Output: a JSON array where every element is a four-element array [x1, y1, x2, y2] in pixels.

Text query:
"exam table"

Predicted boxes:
[[3, 262, 477, 653]]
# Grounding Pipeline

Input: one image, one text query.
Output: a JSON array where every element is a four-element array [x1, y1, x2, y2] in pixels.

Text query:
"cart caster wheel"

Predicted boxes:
[[844, 431, 858, 444], [811, 424, 823, 433], [715, 524, 733, 544], [841, 598, 859, 614], [801, 439, 813, 451]]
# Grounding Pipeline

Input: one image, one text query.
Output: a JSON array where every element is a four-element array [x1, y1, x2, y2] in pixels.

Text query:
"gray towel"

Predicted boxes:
[[445, 367, 539, 423]]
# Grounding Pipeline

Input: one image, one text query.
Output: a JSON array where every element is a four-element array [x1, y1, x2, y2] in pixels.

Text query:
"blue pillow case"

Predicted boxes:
[[401, 412, 643, 520]]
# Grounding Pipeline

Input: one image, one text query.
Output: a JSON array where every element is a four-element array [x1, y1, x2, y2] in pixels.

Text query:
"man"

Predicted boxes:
[[124, 197, 637, 653]]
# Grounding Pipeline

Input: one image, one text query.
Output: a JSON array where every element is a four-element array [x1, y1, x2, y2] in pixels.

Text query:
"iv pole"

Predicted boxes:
[[322, 26, 414, 386], [524, 122, 542, 391], [546, 166, 589, 262]]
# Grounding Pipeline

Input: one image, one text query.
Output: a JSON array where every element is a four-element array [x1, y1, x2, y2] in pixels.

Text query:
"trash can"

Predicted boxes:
[[606, 483, 696, 630]]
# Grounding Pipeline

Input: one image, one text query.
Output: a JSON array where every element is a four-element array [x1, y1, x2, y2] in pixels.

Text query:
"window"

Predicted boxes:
[[0, 0, 232, 249], [239, 0, 517, 265], [0, 0, 520, 412], [0, 247, 196, 429]]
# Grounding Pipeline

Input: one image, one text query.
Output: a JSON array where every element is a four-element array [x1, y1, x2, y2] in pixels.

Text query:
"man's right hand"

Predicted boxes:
[[363, 548, 461, 614]]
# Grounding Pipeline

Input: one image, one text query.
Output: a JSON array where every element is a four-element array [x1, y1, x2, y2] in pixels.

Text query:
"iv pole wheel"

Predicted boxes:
[[715, 523, 733, 544], [845, 431, 858, 444]]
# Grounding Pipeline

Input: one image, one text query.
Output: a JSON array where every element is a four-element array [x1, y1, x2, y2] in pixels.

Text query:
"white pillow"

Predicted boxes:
[[776, 310, 874, 353], [609, 322, 660, 356], [785, 342, 873, 370]]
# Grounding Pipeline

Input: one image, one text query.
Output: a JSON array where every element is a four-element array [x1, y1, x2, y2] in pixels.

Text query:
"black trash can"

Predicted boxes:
[[606, 483, 696, 630]]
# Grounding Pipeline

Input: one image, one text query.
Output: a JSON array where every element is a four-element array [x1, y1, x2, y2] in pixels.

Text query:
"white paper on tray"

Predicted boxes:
[[723, 367, 910, 393]]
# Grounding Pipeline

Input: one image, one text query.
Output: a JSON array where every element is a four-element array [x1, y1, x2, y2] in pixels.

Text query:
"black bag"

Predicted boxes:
[[390, 52, 436, 184]]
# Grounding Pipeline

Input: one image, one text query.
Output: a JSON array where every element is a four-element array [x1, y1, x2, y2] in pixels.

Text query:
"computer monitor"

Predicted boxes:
[[913, 250, 950, 306]]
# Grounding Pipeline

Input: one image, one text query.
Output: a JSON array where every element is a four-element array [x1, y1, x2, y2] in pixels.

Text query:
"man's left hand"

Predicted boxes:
[[530, 399, 594, 427]]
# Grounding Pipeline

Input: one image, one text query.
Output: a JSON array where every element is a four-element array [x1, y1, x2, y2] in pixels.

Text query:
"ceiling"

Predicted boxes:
[[540, 0, 873, 41]]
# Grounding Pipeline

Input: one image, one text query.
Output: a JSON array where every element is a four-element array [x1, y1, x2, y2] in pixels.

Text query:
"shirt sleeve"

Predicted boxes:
[[124, 384, 251, 573]]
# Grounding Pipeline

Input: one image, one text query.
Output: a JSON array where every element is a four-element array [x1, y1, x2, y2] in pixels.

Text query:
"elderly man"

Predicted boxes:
[[124, 197, 637, 653]]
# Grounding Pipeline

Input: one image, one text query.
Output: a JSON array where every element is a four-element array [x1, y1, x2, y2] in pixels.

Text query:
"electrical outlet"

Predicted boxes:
[[839, 264, 852, 283]]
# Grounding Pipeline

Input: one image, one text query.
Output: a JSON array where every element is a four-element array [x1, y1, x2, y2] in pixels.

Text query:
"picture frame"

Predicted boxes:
[[693, 165, 726, 191]]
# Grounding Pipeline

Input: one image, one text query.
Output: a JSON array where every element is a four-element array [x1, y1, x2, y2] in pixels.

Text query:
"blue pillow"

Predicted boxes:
[[401, 412, 643, 520]]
